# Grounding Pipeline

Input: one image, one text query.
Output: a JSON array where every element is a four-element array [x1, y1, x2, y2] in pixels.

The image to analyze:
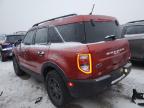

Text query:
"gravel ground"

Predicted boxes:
[[0, 60, 144, 108]]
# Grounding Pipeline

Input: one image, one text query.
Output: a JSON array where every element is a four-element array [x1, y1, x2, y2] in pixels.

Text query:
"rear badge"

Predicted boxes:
[[96, 63, 102, 69], [106, 48, 125, 56]]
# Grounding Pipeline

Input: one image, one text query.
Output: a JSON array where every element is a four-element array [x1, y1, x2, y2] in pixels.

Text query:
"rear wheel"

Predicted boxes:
[[13, 56, 25, 76], [46, 70, 72, 107]]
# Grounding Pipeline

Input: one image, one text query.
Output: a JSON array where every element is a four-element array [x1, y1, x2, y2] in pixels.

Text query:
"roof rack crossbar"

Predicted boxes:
[[128, 20, 144, 23], [32, 14, 77, 27]]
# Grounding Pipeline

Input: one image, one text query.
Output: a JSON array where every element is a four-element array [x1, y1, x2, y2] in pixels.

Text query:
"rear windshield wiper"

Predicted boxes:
[[105, 35, 116, 41]]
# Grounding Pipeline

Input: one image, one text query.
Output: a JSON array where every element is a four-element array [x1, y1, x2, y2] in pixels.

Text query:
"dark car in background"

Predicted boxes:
[[121, 20, 144, 62], [0, 33, 25, 61]]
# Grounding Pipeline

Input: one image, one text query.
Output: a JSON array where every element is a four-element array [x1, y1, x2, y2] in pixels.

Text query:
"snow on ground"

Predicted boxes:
[[0, 60, 144, 108]]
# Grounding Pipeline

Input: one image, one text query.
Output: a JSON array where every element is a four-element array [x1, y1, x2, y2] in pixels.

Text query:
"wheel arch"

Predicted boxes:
[[41, 61, 68, 83]]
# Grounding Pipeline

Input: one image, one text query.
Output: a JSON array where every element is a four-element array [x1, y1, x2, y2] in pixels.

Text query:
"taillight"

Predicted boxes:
[[77, 54, 92, 74]]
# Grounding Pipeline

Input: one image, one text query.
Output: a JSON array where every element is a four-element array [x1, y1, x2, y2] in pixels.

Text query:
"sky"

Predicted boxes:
[[0, 0, 144, 34]]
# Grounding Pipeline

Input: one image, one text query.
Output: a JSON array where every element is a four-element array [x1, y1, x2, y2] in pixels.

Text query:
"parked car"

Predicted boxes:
[[122, 20, 144, 62], [12, 14, 131, 107], [0, 34, 25, 61]]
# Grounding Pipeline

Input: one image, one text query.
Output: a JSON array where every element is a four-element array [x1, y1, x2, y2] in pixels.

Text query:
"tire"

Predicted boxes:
[[0, 52, 6, 62], [13, 56, 25, 76], [46, 70, 71, 107]]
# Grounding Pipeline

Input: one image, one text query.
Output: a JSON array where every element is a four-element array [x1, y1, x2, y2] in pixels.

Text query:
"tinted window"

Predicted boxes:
[[35, 28, 48, 44], [49, 27, 63, 43], [126, 25, 144, 35], [57, 22, 85, 42], [6, 35, 25, 43], [23, 30, 35, 45], [85, 21, 121, 43]]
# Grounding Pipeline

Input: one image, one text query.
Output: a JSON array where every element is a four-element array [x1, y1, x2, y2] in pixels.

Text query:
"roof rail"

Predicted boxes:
[[32, 14, 77, 27], [128, 20, 144, 24]]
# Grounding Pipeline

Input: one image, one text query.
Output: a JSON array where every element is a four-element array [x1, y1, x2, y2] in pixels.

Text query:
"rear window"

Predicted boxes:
[[6, 35, 25, 43], [125, 25, 144, 35], [35, 28, 48, 44], [84, 21, 121, 43], [56, 21, 120, 43], [49, 27, 63, 43]]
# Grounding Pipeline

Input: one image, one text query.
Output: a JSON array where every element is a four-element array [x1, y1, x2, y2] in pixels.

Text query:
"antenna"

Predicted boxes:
[[89, 4, 95, 15]]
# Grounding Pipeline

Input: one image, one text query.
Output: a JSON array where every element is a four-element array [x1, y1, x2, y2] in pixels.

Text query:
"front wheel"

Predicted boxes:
[[13, 56, 25, 76], [46, 70, 72, 107]]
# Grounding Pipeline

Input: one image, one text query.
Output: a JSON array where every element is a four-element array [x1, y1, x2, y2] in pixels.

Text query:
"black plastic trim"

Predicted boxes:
[[20, 65, 44, 82], [41, 61, 68, 82], [68, 62, 132, 97]]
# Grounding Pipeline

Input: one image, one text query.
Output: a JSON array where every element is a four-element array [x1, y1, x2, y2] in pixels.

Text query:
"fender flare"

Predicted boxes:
[[41, 61, 68, 83]]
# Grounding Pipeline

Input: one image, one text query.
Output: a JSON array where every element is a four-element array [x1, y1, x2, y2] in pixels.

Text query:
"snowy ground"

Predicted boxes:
[[0, 60, 144, 108]]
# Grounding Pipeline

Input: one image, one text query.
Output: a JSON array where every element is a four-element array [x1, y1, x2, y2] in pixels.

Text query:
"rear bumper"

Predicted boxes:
[[68, 62, 132, 97]]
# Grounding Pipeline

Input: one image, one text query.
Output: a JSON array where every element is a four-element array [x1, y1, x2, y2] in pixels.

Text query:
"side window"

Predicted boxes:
[[49, 27, 63, 43], [23, 30, 35, 45], [57, 23, 85, 42], [35, 28, 48, 44], [126, 25, 144, 35]]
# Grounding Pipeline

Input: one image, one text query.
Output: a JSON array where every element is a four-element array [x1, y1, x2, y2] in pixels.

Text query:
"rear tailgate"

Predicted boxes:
[[87, 39, 130, 79]]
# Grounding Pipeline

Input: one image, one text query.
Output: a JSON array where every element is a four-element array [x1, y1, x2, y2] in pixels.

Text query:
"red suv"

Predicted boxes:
[[13, 14, 131, 107]]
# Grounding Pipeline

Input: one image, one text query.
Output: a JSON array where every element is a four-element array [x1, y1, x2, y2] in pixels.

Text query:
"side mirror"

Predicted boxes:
[[14, 39, 22, 47]]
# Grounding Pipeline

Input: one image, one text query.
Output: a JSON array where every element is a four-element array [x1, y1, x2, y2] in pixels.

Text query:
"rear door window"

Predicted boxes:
[[49, 27, 63, 43], [125, 25, 144, 35], [57, 22, 85, 43], [35, 28, 48, 44]]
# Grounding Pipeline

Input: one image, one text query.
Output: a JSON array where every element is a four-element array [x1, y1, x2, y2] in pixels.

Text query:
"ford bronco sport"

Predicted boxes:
[[12, 14, 131, 107]]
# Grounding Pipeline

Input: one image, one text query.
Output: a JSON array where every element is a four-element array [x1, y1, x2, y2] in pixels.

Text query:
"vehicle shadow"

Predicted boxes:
[[64, 103, 83, 108], [19, 71, 133, 108], [131, 61, 144, 70], [13, 64, 140, 108], [0, 57, 13, 62], [64, 84, 127, 108], [18, 74, 133, 108], [19, 74, 31, 80]]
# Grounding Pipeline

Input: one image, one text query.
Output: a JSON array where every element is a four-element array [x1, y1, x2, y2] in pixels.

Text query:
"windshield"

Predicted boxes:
[[6, 35, 25, 43], [84, 21, 121, 43], [0, 35, 6, 43]]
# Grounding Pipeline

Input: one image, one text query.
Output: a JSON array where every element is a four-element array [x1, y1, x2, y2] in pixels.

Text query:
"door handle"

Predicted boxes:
[[37, 51, 45, 56]]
